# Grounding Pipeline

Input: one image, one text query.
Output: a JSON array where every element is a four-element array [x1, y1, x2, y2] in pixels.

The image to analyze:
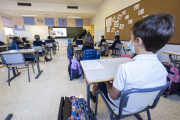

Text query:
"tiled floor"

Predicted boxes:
[[0, 47, 180, 120]]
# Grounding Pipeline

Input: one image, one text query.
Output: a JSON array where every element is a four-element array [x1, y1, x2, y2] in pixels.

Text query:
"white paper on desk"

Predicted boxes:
[[81, 60, 104, 70]]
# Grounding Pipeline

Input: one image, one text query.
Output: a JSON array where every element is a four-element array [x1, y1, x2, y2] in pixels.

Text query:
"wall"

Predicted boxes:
[[91, 0, 180, 62]]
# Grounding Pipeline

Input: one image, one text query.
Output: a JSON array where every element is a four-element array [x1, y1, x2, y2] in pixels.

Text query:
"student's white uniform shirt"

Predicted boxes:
[[108, 54, 167, 112], [50, 30, 55, 38]]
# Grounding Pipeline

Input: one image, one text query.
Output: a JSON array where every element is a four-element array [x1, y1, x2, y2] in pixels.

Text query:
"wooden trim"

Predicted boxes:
[[162, 51, 180, 56], [0, 65, 4, 68]]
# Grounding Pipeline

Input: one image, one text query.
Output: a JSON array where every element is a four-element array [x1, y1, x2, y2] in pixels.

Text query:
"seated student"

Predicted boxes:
[[98, 35, 106, 47], [45, 36, 56, 53], [11, 36, 23, 46], [22, 37, 31, 49], [90, 13, 174, 112], [73, 36, 77, 42], [105, 35, 121, 56], [76, 35, 83, 46], [82, 34, 94, 51], [33, 35, 50, 62]]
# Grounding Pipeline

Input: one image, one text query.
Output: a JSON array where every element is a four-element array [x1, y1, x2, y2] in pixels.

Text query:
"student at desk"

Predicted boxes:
[[22, 37, 31, 49], [33, 35, 50, 62], [76, 34, 83, 46], [45, 36, 56, 53], [90, 13, 174, 112], [9, 36, 23, 49], [82, 34, 94, 51], [98, 35, 106, 47], [105, 35, 121, 56]]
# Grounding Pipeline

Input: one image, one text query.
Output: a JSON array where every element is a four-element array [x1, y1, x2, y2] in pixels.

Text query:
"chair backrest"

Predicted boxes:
[[76, 40, 83, 45], [115, 43, 123, 49], [81, 49, 100, 60], [1, 53, 25, 66], [78, 45, 83, 48], [46, 43, 53, 47], [102, 42, 106, 46], [119, 82, 170, 117], [31, 46, 43, 52]]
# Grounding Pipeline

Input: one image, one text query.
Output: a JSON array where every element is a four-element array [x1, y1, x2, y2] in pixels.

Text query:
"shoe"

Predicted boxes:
[[105, 54, 109, 57], [90, 91, 96, 103]]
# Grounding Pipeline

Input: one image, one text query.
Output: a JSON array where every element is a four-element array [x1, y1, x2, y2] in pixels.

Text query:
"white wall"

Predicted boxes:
[[92, 0, 180, 62]]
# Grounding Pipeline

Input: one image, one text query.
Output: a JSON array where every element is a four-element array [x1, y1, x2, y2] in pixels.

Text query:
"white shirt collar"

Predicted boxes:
[[132, 54, 158, 60]]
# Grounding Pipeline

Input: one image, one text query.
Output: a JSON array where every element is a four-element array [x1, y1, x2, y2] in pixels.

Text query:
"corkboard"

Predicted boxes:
[[105, 0, 180, 44]]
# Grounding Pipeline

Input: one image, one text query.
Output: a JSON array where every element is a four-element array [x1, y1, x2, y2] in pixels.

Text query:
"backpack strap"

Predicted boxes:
[[162, 62, 174, 67]]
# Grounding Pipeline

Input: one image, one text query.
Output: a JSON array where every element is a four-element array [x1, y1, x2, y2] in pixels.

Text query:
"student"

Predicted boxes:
[[44, 36, 56, 53], [73, 36, 77, 42], [33, 35, 50, 62], [105, 35, 121, 56], [82, 34, 94, 51], [22, 37, 31, 49], [90, 13, 174, 112], [76, 34, 83, 45], [98, 35, 106, 47], [11, 36, 23, 45], [48, 27, 56, 38]]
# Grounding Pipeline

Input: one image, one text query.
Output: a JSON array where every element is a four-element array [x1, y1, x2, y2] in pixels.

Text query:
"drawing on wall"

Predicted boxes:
[[119, 24, 124, 30], [117, 14, 122, 20], [114, 20, 119, 27], [112, 16, 116, 22], [62, 20, 66, 25], [107, 27, 110, 32], [111, 28, 115, 32], [138, 9, 144, 15], [134, 4, 139, 10], [106, 17, 112, 27], [143, 15, 149, 18], [122, 10, 126, 15], [115, 30, 119, 35], [37, 19, 44, 23], [125, 15, 129, 20], [128, 19, 133, 24], [25, 25, 31, 32], [17, 25, 23, 29]]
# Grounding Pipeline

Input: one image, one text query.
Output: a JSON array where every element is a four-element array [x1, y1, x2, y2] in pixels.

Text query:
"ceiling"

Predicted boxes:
[[0, 0, 105, 7]]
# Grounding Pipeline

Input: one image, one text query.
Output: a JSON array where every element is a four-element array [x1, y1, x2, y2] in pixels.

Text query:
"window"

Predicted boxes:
[[1, 16, 14, 36], [4, 27, 14, 36]]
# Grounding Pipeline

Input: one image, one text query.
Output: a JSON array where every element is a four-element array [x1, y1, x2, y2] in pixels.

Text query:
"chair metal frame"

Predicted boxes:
[[1, 53, 35, 86], [95, 82, 170, 120], [31, 46, 47, 64], [112, 43, 123, 57]]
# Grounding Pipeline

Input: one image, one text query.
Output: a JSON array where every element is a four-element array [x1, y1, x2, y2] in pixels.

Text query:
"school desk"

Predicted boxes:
[[163, 51, 180, 67]]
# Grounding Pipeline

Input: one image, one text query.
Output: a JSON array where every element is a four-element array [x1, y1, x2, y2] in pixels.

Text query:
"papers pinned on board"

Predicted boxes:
[[119, 24, 124, 30], [81, 60, 104, 70], [114, 20, 119, 27], [107, 27, 110, 32], [138, 9, 144, 15], [106, 17, 112, 27], [122, 10, 126, 15], [125, 15, 129, 20], [134, 4, 139, 10], [117, 14, 122, 20], [128, 19, 133, 24]]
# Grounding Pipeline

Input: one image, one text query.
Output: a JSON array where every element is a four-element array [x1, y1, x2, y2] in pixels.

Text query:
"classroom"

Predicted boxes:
[[0, 0, 180, 120]]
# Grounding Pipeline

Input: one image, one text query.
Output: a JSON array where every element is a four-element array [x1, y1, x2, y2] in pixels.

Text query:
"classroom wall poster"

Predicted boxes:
[[143, 15, 149, 18], [25, 25, 31, 32], [117, 14, 122, 20], [111, 28, 115, 32], [17, 25, 23, 29], [115, 30, 119, 35], [128, 19, 133, 24], [107, 27, 110, 32], [119, 24, 124, 30], [138, 9, 144, 15], [114, 20, 119, 27], [112, 16, 116, 22], [122, 10, 126, 15], [62, 20, 65, 25], [125, 15, 129, 20], [106, 17, 112, 27], [134, 4, 139, 10]]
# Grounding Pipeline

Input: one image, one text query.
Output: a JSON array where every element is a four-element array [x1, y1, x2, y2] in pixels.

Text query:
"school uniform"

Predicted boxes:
[[11, 40, 23, 45], [98, 39, 106, 46], [109, 39, 121, 49], [98, 54, 167, 112], [76, 39, 83, 45], [33, 40, 46, 46]]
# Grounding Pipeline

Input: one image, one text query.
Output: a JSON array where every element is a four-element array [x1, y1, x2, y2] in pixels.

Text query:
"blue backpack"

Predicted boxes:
[[67, 45, 74, 59]]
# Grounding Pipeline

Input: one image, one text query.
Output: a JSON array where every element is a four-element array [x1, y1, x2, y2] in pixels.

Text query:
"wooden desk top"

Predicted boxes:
[[0, 65, 4, 68], [73, 47, 101, 51], [163, 51, 180, 56], [122, 45, 129, 48], [0, 49, 39, 54], [81, 58, 132, 84], [0, 45, 11, 48]]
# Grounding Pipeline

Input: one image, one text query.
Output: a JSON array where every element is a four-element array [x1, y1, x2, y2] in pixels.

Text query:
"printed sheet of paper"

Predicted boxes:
[[81, 60, 104, 70], [107, 27, 110, 32], [119, 24, 124, 30], [106, 17, 112, 27], [134, 4, 139, 10], [138, 9, 144, 15], [128, 19, 133, 24], [125, 15, 129, 20], [112, 16, 116, 22], [25, 25, 31, 32], [122, 10, 126, 15], [114, 20, 119, 27], [117, 14, 122, 20], [115, 30, 119, 35], [111, 28, 115, 32], [17, 25, 23, 29]]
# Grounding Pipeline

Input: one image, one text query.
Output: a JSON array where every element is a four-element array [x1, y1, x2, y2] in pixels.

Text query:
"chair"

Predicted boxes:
[[1, 53, 35, 86], [112, 43, 123, 57], [31, 46, 46, 64], [95, 82, 170, 120], [46, 43, 56, 54], [81, 49, 100, 60]]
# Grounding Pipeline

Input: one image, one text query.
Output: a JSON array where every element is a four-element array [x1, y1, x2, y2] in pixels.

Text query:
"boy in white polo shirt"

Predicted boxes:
[[90, 13, 174, 112]]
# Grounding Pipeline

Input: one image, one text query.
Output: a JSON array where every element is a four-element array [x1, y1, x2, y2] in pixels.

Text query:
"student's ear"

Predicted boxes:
[[136, 37, 142, 45]]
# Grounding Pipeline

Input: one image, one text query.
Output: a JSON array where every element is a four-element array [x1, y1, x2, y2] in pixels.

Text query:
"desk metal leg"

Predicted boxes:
[[76, 51, 78, 60], [6, 67, 21, 83], [87, 81, 90, 107], [49, 48, 53, 61], [123, 47, 126, 54], [169, 54, 177, 67], [35, 52, 43, 79], [4, 114, 13, 120]]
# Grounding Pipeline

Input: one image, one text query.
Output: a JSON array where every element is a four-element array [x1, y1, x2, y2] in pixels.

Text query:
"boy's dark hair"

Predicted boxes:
[[47, 36, 51, 39], [115, 35, 120, 40], [22, 37, 26, 41], [13, 36, 18, 40], [131, 13, 174, 53], [101, 35, 104, 39], [78, 34, 82, 39]]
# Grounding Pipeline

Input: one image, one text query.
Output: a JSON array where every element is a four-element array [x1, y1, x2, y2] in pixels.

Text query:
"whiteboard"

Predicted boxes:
[[30, 26, 49, 39], [14, 31, 32, 39]]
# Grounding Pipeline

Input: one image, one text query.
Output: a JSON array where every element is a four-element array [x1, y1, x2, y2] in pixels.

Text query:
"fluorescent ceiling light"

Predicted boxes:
[[20, 13, 38, 17], [67, 16, 81, 18]]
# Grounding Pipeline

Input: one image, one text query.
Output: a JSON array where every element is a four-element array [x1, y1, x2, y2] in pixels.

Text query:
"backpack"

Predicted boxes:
[[162, 62, 180, 97], [58, 96, 97, 120], [100, 46, 106, 56], [67, 45, 74, 59], [68, 57, 82, 80], [120, 54, 131, 59]]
